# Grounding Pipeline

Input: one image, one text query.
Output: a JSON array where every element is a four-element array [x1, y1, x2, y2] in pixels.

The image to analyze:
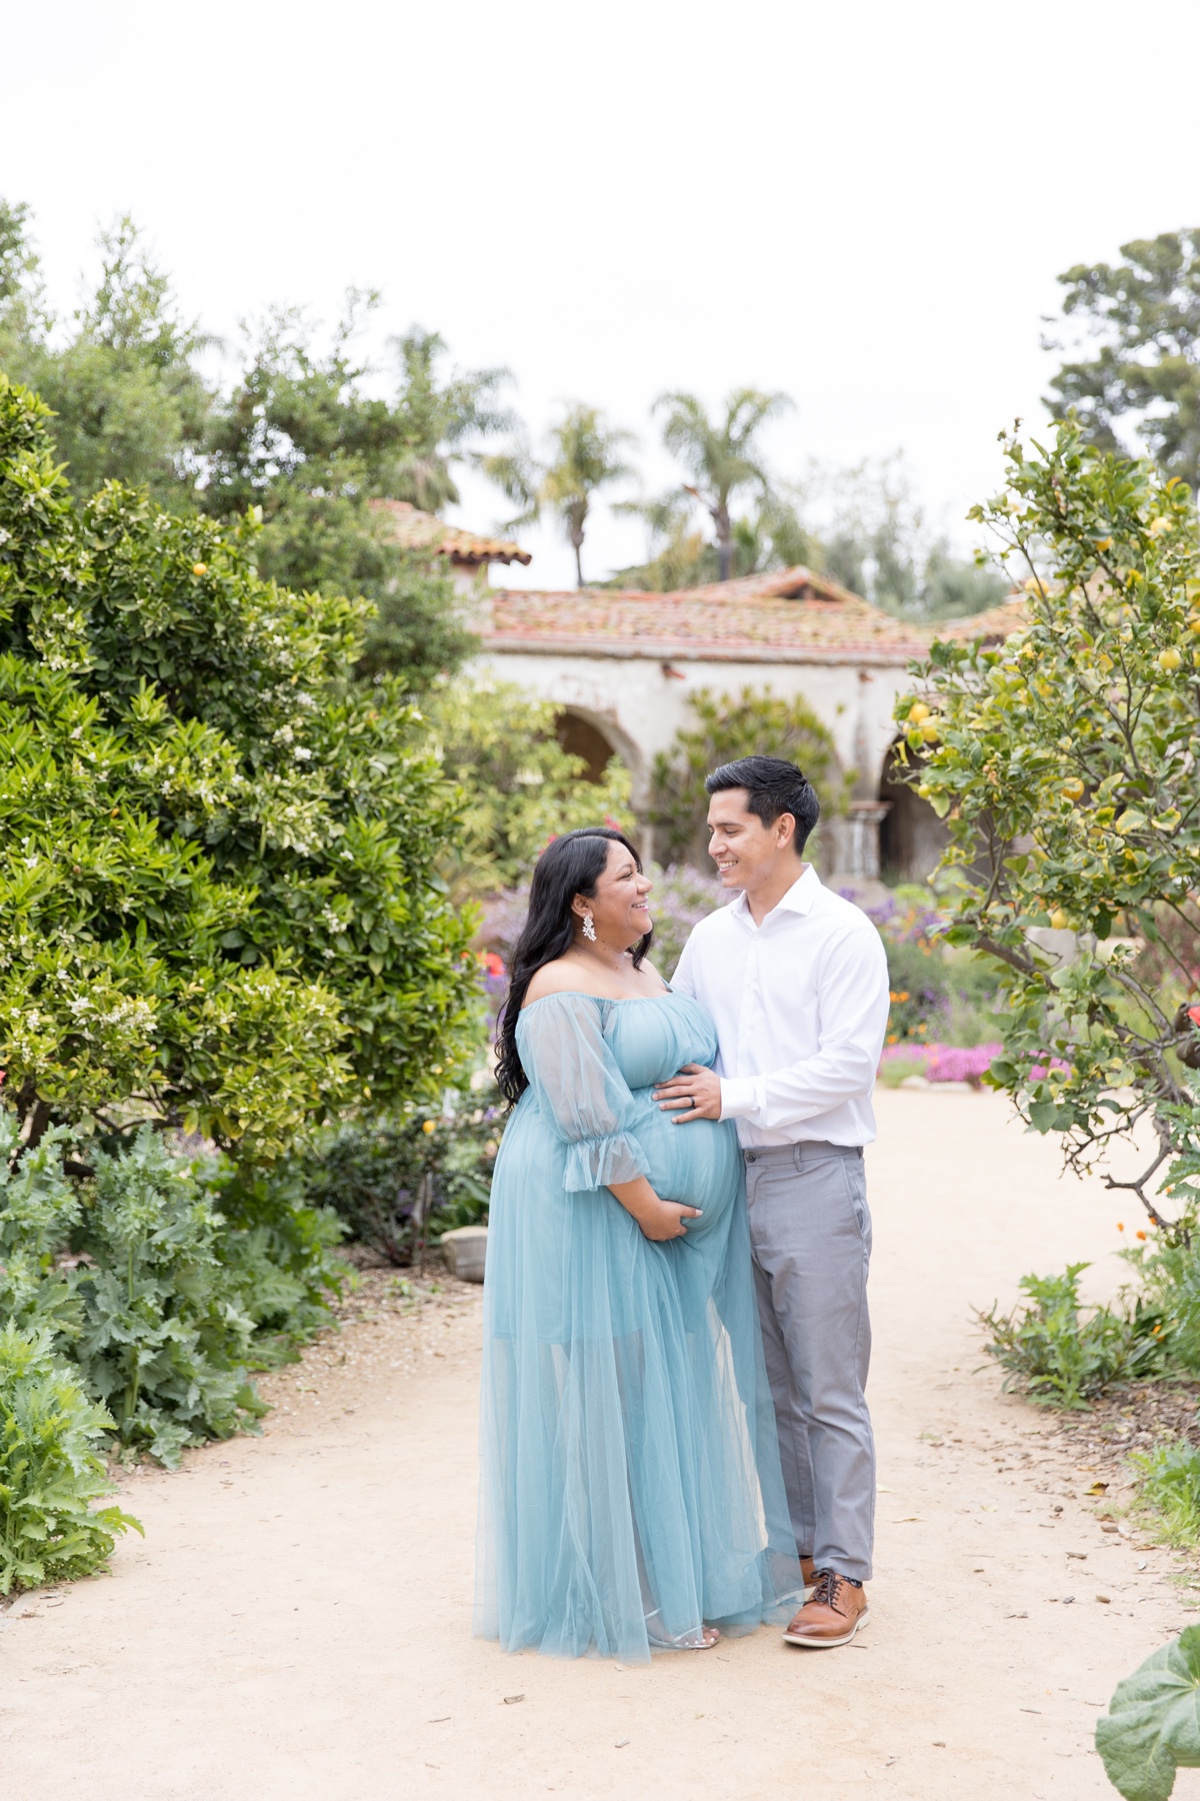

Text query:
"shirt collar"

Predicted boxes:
[[731, 863, 820, 927]]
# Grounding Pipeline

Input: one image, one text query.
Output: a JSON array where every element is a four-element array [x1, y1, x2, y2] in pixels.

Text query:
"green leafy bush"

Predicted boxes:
[[0, 373, 480, 1160], [1124, 1230, 1200, 1377], [425, 676, 634, 899], [978, 1262, 1167, 1408], [1096, 1624, 1200, 1801], [1129, 1439, 1200, 1549], [893, 420, 1200, 1217], [290, 1096, 501, 1266], [0, 1111, 344, 1466], [0, 1322, 141, 1594], [650, 686, 849, 869]]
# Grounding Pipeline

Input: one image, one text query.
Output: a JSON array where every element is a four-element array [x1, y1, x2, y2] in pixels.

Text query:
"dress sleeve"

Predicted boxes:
[[517, 993, 651, 1192]]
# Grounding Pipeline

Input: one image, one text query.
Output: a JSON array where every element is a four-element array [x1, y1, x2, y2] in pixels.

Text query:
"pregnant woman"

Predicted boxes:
[[475, 828, 803, 1660]]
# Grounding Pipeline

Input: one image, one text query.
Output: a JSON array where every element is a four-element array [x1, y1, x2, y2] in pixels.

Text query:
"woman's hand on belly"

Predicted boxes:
[[652, 1063, 723, 1122], [608, 1175, 703, 1241]]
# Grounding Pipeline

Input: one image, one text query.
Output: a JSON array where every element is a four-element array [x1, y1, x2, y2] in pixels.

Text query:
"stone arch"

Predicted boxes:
[[553, 705, 644, 796], [877, 737, 950, 883]]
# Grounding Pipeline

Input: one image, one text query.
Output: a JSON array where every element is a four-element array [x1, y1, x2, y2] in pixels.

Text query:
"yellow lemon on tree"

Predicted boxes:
[[1061, 778, 1085, 801], [1158, 647, 1183, 671], [908, 701, 931, 724], [192, 562, 207, 576], [1148, 516, 1172, 537], [1188, 614, 1200, 633], [1049, 908, 1070, 931], [920, 720, 941, 744], [916, 782, 932, 798], [422, 1118, 437, 1135]]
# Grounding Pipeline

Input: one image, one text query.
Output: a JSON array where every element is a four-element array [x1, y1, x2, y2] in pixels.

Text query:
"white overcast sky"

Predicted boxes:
[[5, 0, 1199, 589]]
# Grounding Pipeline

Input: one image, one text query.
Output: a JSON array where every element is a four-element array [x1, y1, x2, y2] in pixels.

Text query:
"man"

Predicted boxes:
[[656, 755, 890, 1650]]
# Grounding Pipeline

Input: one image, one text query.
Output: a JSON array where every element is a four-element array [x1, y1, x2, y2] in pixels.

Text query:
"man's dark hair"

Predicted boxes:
[[704, 755, 820, 855]]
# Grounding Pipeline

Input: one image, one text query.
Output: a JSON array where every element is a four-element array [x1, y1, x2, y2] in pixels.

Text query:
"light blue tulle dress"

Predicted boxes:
[[474, 989, 804, 1661]]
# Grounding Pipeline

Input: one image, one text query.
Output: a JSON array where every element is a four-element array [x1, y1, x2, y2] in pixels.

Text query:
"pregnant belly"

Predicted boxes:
[[632, 1097, 741, 1219]]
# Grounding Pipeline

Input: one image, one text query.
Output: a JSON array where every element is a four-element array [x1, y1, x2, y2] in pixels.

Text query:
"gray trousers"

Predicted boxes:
[[744, 1141, 875, 1583]]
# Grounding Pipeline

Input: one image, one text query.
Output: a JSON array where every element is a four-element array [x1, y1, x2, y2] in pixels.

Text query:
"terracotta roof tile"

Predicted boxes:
[[372, 499, 532, 567], [482, 567, 1019, 666]]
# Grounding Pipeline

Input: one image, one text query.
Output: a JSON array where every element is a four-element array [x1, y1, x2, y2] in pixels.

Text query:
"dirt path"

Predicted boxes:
[[4, 1088, 1199, 1801]]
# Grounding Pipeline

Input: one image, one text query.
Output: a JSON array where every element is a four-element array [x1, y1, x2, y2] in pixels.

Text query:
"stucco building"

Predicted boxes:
[[471, 564, 1023, 887]]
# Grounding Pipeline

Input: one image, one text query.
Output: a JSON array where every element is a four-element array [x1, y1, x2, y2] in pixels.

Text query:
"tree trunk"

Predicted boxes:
[[716, 505, 732, 582], [572, 529, 585, 589]]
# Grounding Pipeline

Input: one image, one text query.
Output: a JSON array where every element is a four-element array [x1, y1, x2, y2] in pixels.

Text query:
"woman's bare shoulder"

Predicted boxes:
[[522, 961, 591, 1007]]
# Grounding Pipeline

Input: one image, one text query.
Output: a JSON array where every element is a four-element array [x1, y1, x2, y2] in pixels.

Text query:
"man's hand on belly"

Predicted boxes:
[[652, 1064, 723, 1123]]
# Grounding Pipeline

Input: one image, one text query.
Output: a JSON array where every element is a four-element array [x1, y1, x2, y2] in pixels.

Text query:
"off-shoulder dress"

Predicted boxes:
[[474, 988, 803, 1660]]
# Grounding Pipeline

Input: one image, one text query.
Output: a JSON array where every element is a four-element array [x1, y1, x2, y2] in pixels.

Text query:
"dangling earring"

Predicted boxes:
[[582, 911, 597, 942]]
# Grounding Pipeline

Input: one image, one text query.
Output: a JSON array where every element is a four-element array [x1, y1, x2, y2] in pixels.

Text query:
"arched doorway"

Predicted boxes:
[[555, 710, 619, 783], [877, 740, 950, 883]]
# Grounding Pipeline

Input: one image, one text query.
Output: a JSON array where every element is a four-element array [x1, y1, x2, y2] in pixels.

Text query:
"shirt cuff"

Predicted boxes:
[[719, 1076, 761, 1122]]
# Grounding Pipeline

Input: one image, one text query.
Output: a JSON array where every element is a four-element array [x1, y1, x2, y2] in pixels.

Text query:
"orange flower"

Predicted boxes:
[[1136, 1229, 1147, 1241], [1117, 1222, 1125, 1231]]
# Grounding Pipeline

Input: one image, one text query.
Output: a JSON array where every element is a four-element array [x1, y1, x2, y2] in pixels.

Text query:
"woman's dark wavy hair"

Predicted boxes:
[[495, 828, 651, 1106]]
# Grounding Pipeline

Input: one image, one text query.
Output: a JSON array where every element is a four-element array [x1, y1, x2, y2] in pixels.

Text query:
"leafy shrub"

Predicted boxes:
[[1123, 1231, 1200, 1377], [1129, 1439, 1200, 1549], [0, 1111, 345, 1466], [69, 1129, 271, 1466], [206, 1161, 346, 1365], [290, 1096, 501, 1266], [0, 1322, 141, 1594], [978, 1263, 1167, 1409], [0, 374, 480, 1160], [651, 686, 849, 869], [425, 676, 634, 899], [869, 885, 1002, 1050]]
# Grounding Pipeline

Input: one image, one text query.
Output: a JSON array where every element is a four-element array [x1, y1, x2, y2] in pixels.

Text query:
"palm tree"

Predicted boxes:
[[652, 387, 792, 581], [482, 402, 637, 588], [388, 326, 514, 512]]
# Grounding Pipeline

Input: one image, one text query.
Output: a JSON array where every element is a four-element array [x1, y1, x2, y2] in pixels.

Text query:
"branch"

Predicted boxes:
[[975, 933, 1039, 977]]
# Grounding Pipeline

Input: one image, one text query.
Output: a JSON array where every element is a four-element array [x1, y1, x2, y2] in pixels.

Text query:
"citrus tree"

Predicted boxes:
[[0, 375, 479, 1160], [894, 420, 1200, 1222]]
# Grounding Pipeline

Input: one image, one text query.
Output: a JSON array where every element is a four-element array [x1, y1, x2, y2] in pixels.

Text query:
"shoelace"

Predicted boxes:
[[809, 1570, 847, 1614]]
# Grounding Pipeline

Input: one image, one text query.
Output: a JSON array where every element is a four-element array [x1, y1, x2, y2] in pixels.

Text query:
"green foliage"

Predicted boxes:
[[819, 454, 1008, 622], [1047, 231, 1200, 493], [883, 936, 950, 1043], [895, 420, 1200, 1215], [0, 1322, 142, 1594], [610, 491, 818, 591], [0, 1111, 344, 1466], [201, 304, 501, 688], [67, 1129, 270, 1467], [1129, 1439, 1200, 1550], [649, 387, 792, 582], [425, 676, 634, 896], [978, 1263, 1167, 1409], [288, 1096, 501, 1265], [651, 685, 849, 868], [483, 402, 637, 588], [0, 212, 211, 507], [1095, 1623, 1200, 1801], [0, 374, 480, 1152]]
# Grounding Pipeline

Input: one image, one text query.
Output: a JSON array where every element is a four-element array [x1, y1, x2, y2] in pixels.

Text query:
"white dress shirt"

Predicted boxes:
[[670, 865, 890, 1148]]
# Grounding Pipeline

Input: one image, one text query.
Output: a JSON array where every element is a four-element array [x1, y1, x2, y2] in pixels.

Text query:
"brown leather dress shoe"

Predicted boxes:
[[783, 1569, 869, 1648]]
